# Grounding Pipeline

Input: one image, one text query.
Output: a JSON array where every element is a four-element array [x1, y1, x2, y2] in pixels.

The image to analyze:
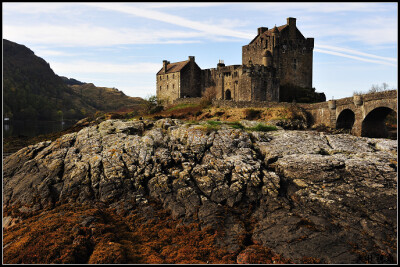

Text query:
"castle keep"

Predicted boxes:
[[157, 17, 323, 105]]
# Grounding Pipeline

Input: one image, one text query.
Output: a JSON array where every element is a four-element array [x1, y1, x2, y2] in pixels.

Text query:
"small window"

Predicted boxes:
[[173, 74, 175, 79], [167, 85, 168, 90], [173, 84, 175, 89], [160, 86, 162, 91], [160, 76, 162, 80], [293, 58, 297, 70], [167, 75, 168, 80]]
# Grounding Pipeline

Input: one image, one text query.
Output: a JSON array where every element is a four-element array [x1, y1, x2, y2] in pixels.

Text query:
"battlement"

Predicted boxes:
[[157, 17, 318, 104]]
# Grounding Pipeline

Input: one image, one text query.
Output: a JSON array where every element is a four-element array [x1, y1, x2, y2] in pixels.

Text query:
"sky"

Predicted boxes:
[[2, 2, 398, 100]]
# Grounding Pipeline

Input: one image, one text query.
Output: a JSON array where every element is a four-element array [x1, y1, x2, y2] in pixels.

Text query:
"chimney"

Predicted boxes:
[[163, 60, 168, 72], [287, 17, 296, 39], [188, 56, 195, 62], [257, 27, 268, 35]]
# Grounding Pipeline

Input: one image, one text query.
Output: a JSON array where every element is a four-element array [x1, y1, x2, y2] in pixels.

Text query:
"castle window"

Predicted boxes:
[[173, 84, 175, 89], [160, 76, 162, 80], [160, 86, 162, 91], [173, 74, 175, 79], [167, 85, 169, 90], [167, 75, 168, 80], [292, 58, 297, 70]]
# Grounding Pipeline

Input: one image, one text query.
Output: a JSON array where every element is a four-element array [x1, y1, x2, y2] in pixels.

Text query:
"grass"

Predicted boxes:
[[166, 103, 199, 112], [226, 121, 245, 129], [206, 120, 222, 126]]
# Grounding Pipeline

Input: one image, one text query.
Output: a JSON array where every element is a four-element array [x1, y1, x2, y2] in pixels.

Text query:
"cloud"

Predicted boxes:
[[3, 24, 205, 46], [50, 60, 161, 74], [81, 3, 254, 40], [140, 3, 227, 9], [2, 2, 73, 14], [236, 2, 392, 13], [82, 3, 396, 67]]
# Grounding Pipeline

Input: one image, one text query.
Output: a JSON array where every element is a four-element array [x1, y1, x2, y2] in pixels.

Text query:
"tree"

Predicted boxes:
[[142, 95, 163, 114]]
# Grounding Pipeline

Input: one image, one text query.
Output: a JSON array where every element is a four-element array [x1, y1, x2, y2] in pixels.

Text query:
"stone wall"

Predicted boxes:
[[299, 90, 398, 136], [179, 59, 202, 99], [157, 71, 180, 105], [212, 99, 292, 109], [277, 34, 314, 88], [172, 97, 203, 106]]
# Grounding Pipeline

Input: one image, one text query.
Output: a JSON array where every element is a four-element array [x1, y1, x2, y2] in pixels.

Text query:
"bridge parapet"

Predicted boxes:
[[301, 90, 397, 137]]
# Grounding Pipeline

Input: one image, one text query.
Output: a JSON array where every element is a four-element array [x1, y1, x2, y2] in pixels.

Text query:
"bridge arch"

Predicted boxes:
[[361, 106, 397, 138], [336, 109, 355, 130]]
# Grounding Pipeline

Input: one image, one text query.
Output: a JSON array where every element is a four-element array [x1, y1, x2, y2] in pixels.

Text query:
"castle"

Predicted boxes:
[[156, 17, 324, 105]]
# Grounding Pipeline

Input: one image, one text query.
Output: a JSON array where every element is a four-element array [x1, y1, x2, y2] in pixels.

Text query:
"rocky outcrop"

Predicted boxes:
[[3, 119, 397, 263]]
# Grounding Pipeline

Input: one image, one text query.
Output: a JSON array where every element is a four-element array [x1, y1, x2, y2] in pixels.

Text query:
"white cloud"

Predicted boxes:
[[81, 3, 254, 40], [3, 24, 206, 46], [2, 2, 73, 14], [50, 60, 161, 74], [237, 2, 391, 13], [140, 3, 226, 9]]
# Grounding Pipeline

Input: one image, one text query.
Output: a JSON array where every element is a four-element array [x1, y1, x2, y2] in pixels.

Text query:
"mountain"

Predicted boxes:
[[3, 39, 144, 121], [59, 76, 86, 86]]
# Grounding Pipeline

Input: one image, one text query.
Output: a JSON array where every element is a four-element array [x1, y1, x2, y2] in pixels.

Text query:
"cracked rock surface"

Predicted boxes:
[[3, 119, 397, 263]]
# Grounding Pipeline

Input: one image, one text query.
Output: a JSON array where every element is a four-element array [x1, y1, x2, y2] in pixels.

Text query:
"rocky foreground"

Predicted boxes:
[[3, 119, 397, 264]]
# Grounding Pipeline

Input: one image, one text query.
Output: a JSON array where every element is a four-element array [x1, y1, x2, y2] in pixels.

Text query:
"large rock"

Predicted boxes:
[[3, 119, 397, 263]]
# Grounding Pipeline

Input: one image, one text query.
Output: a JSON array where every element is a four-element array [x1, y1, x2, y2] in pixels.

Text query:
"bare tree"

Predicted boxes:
[[202, 86, 216, 101]]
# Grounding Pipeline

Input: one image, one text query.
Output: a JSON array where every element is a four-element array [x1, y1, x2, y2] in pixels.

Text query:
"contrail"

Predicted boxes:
[[83, 3, 396, 66], [315, 44, 396, 62], [314, 48, 396, 66], [81, 3, 253, 40]]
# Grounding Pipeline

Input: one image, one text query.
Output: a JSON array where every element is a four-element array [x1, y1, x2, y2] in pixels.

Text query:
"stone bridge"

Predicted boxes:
[[301, 90, 397, 138]]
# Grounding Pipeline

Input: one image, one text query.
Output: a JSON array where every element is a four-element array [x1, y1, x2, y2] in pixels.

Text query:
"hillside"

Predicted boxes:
[[3, 39, 144, 121], [69, 83, 144, 112]]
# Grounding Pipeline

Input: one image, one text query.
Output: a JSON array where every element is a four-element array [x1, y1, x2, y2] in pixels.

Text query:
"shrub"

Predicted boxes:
[[245, 108, 261, 120], [142, 95, 163, 115], [202, 86, 216, 101]]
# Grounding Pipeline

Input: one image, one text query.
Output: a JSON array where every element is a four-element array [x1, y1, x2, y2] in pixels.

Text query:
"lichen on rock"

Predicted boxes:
[[3, 119, 397, 264]]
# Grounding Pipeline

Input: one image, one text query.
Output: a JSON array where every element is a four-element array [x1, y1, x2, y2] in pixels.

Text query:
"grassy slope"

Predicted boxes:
[[69, 83, 145, 113]]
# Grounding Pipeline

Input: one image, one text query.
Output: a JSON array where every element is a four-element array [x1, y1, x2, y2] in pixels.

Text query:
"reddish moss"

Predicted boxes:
[[4, 201, 296, 264]]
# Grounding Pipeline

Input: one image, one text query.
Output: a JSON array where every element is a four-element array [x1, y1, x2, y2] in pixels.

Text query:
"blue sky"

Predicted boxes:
[[3, 2, 398, 100]]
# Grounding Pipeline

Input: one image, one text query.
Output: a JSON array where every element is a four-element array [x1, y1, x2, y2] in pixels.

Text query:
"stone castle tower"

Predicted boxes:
[[156, 17, 324, 105]]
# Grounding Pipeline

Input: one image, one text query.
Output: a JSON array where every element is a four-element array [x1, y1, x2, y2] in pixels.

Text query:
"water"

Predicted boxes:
[[3, 120, 77, 138]]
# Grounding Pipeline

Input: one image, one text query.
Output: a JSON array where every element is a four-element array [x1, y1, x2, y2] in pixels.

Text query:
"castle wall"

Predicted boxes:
[[278, 32, 314, 88], [179, 61, 202, 98], [156, 18, 315, 105], [242, 35, 275, 65], [156, 72, 180, 105]]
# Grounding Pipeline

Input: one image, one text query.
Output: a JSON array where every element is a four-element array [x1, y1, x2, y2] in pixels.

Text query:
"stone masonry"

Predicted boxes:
[[157, 17, 317, 105]]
